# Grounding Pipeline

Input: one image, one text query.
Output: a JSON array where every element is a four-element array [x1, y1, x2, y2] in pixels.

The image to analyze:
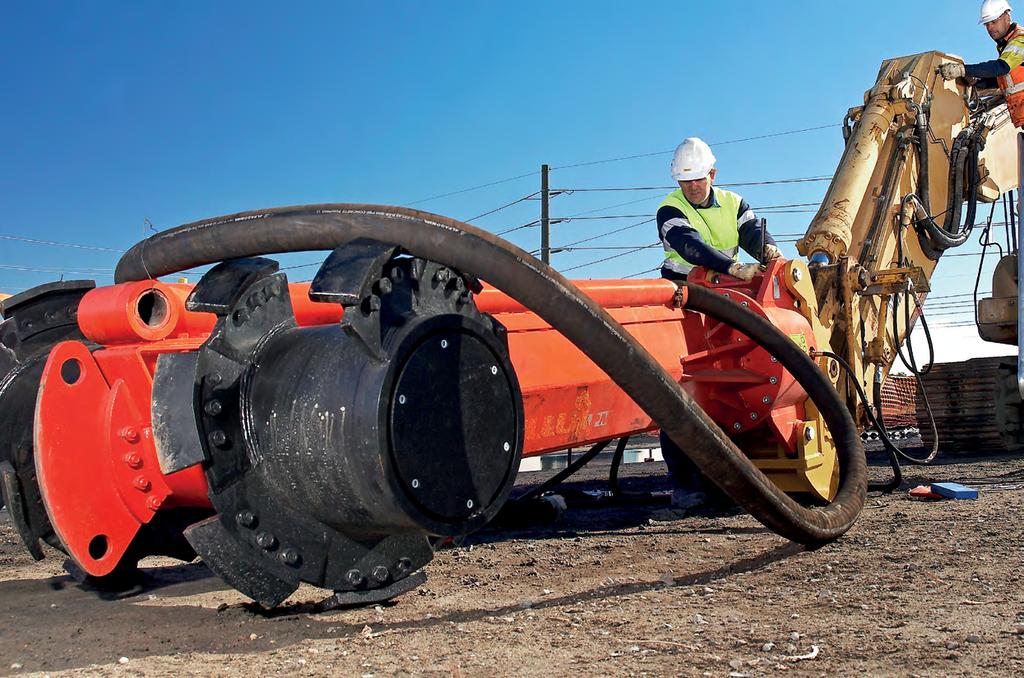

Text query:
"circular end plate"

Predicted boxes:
[[389, 329, 518, 524]]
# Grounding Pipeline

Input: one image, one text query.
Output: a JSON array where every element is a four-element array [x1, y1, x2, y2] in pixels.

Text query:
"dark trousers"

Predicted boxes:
[[659, 430, 731, 504]]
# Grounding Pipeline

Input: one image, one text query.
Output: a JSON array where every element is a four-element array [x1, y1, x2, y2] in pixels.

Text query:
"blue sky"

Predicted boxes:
[[0, 1, 1016, 358]]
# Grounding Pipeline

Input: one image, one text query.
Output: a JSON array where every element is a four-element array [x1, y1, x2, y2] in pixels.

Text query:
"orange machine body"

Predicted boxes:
[[34, 263, 822, 576]]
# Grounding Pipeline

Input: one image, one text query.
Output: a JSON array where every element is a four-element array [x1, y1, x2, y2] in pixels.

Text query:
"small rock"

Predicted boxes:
[[10, 664, 22, 671], [118, 657, 129, 665], [216, 603, 229, 612], [694, 613, 708, 625], [542, 588, 552, 595], [786, 643, 797, 653], [789, 632, 800, 641], [966, 635, 982, 644], [249, 633, 258, 641], [762, 642, 775, 652], [945, 641, 959, 650], [728, 659, 744, 670], [659, 572, 675, 586]]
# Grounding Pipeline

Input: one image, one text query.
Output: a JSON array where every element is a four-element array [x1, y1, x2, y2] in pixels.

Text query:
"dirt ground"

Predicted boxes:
[[1, 452, 1023, 677]]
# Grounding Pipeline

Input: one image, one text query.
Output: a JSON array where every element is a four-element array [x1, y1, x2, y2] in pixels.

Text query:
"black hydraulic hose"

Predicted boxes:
[[517, 439, 612, 502], [116, 204, 867, 545], [608, 436, 629, 497]]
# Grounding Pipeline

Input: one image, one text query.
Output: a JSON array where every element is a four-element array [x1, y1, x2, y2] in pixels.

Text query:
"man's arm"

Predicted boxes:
[[964, 35, 1024, 79], [735, 199, 777, 259], [657, 205, 735, 273]]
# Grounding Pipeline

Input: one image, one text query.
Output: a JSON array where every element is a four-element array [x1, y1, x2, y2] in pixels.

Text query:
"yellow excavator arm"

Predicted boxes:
[[796, 51, 1020, 423]]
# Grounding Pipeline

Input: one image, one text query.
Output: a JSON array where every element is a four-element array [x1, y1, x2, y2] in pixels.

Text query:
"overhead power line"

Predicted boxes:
[[551, 124, 841, 171], [552, 176, 833, 193], [0, 233, 123, 252]]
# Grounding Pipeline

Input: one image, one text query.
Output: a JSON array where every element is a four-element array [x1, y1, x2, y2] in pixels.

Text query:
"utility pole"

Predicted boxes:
[[540, 164, 550, 265]]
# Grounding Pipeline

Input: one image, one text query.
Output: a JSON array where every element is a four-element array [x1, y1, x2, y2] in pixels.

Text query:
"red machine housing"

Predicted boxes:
[[29, 260, 824, 579]]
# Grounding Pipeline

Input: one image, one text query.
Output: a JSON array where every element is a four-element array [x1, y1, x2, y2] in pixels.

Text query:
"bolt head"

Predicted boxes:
[[491, 365, 499, 375], [377, 278, 393, 295], [749, 412, 758, 421], [204, 399, 223, 416], [133, 475, 151, 492], [441, 339, 449, 349], [466, 499, 475, 509], [733, 422, 742, 430], [280, 549, 301, 566], [255, 532, 277, 550], [411, 478, 420, 489], [120, 427, 140, 444], [503, 442, 511, 452], [236, 510, 257, 528], [804, 426, 816, 442], [396, 558, 413, 574], [793, 268, 804, 283], [398, 394, 407, 405], [208, 430, 228, 448], [371, 566, 390, 583], [762, 396, 771, 404], [346, 569, 364, 586], [146, 496, 163, 511], [367, 295, 381, 312], [207, 372, 223, 386], [123, 453, 143, 469]]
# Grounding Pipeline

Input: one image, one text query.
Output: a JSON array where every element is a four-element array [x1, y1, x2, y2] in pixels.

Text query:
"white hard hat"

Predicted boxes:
[[980, 0, 1012, 24], [670, 137, 716, 181]]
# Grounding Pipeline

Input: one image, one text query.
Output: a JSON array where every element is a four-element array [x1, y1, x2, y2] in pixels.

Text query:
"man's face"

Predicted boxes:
[[678, 169, 716, 204], [986, 12, 1012, 41]]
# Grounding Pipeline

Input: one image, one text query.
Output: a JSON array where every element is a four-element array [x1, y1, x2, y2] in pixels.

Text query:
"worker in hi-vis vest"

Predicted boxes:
[[939, 0, 1024, 128], [656, 136, 781, 510], [657, 137, 780, 283]]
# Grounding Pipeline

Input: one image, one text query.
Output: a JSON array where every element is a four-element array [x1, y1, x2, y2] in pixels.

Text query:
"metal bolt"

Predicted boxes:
[[770, 356, 778, 363], [236, 510, 257, 528], [396, 558, 413, 574], [133, 475, 151, 492], [503, 442, 510, 452], [441, 339, 449, 349], [120, 427, 140, 444], [208, 430, 228, 448], [232, 308, 250, 325], [491, 365, 498, 375], [371, 566, 390, 583], [367, 295, 381, 312], [204, 399, 223, 416], [255, 532, 277, 550], [411, 478, 420, 489], [770, 377, 778, 385], [733, 422, 742, 431], [762, 396, 771, 404], [146, 496, 163, 511], [346, 569, 364, 586], [749, 412, 759, 421], [741, 301, 748, 307], [123, 453, 143, 469], [793, 268, 803, 283], [466, 499, 475, 509], [280, 549, 301, 566], [377, 278, 393, 295], [398, 394, 407, 405], [434, 268, 451, 284], [208, 372, 223, 386], [804, 426, 816, 442]]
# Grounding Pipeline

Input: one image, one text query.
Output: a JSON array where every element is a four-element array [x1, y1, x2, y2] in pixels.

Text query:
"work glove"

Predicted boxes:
[[762, 243, 782, 262], [727, 262, 760, 282], [938, 63, 966, 81]]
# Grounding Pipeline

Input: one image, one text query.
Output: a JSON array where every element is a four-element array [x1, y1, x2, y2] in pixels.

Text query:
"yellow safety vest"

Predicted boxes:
[[659, 187, 742, 275]]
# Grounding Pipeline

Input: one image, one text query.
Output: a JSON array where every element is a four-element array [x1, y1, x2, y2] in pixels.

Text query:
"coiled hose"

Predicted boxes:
[[115, 204, 867, 546]]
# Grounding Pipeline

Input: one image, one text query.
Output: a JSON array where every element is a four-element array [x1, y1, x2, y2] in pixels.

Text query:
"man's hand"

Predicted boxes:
[[727, 262, 760, 282], [938, 63, 966, 81], [762, 243, 782, 262]]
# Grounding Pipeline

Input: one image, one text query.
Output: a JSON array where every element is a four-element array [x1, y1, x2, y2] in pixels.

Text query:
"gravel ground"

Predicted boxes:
[[1, 452, 1023, 677]]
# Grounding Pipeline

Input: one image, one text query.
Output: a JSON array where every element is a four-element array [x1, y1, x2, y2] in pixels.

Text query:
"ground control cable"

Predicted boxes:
[[116, 203, 867, 546]]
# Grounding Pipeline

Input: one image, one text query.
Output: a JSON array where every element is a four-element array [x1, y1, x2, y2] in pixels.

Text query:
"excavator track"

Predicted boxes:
[[916, 357, 1024, 454]]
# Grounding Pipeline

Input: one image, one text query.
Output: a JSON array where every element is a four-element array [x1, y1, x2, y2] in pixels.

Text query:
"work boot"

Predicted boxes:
[[670, 488, 707, 510]]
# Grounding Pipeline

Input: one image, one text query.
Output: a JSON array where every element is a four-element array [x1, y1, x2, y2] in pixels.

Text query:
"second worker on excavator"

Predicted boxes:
[[658, 137, 780, 282]]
